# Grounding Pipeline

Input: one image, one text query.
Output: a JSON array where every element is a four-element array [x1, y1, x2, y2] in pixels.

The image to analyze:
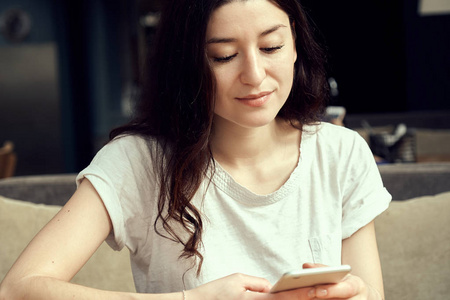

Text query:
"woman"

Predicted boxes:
[[0, 0, 391, 299]]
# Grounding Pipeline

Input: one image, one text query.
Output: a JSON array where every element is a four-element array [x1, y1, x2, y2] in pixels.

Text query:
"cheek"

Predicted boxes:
[[271, 56, 295, 85], [271, 58, 296, 102], [213, 69, 233, 95], [270, 46, 296, 72], [211, 70, 229, 111]]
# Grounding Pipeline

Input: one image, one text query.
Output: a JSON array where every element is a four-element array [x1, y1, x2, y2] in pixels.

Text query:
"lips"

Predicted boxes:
[[236, 91, 273, 101], [235, 90, 274, 107]]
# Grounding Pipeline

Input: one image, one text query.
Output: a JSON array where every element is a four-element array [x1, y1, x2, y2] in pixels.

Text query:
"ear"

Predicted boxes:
[[291, 21, 297, 63], [293, 41, 297, 63]]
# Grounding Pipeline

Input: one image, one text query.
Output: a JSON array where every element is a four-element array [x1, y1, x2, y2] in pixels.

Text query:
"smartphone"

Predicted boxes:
[[270, 265, 351, 293]]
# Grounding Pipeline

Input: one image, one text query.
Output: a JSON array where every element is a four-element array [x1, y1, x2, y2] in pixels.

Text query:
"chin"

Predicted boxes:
[[237, 116, 279, 129]]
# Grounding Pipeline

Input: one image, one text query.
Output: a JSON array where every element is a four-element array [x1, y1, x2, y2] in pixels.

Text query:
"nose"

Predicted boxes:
[[239, 50, 266, 87]]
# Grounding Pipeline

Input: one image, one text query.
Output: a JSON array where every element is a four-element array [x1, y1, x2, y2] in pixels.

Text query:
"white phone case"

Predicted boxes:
[[270, 265, 351, 293]]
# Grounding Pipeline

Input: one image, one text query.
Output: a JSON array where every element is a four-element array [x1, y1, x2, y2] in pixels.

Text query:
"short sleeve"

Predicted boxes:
[[76, 135, 157, 251], [341, 133, 392, 239]]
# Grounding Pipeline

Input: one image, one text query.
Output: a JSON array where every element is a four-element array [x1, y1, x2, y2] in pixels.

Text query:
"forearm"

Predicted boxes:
[[342, 222, 385, 300], [0, 276, 182, 300], [367, 283, 384, 300]]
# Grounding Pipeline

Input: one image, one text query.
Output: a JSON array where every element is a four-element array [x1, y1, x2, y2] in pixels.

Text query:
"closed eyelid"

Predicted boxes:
[[209, 43, 284, 63], [212, 53, 237, 63], [262, 45, 284, 50]]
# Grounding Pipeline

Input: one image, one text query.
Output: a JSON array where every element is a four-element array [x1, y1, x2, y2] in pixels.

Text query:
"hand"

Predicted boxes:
[[184, 272, 331, 300], [186, 273, 271, 300], [303, 263, 383, 300]]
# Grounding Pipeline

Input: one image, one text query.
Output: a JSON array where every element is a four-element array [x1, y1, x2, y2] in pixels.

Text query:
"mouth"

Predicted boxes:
[[235, 90, 274, 108], [236, 91, 274, 101]]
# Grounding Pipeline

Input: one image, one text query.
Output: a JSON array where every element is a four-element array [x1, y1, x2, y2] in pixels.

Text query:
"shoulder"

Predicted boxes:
[[98, 134, 160, 161], [84, 134, 163, 179], [309, 122, 360, 138], [301, 122, 375, 174], [303, 122, 367, 151], [108, 134, 155, 151], [77, 134, 161, 205]]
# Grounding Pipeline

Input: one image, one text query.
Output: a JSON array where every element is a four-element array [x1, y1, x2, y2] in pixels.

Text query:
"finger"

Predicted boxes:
[[302, 262, 329, 269], [311, 276, 360, 299], [249, 285, 314, 300], [265, 287, 314, 300], [234, 273, 272, 293]]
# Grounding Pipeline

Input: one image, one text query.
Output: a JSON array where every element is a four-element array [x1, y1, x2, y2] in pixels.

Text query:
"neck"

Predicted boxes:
[[210, 117, 297, 167]]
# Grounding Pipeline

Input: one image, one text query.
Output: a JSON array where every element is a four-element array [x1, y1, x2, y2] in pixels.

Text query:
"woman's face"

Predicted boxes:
[[206, 0, 297, 130]]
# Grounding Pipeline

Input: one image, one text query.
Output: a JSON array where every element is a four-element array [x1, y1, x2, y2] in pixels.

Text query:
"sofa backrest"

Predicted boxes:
[[375, 192, 450, 300], [378, 162, 450, 200], [0, 174, 77, 206]]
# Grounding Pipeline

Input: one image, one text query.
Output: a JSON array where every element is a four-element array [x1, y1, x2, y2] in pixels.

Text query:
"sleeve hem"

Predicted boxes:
[[342, 187, 392, 239]]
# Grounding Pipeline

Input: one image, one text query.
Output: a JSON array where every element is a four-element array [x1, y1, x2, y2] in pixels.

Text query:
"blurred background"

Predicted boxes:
[[0, 0, 449, 176]]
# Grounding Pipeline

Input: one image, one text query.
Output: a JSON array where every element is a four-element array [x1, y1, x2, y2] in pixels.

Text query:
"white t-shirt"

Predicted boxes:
[[76, 122, 391, 293]]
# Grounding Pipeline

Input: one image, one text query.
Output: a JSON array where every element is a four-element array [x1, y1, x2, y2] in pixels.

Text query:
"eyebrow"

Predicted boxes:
[[206, 24, 287, 44]]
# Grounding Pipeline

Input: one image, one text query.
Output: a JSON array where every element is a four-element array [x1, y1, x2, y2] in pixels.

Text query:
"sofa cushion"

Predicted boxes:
[[375, 192, 450, 300], [0, 195, 135, 292]]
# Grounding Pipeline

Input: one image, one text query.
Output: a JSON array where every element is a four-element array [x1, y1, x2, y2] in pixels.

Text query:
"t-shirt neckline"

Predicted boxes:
[[208, 127, 315, 206]]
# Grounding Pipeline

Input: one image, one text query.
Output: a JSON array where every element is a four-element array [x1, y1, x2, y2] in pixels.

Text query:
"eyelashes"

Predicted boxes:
[[261, 45, 285, 53], [214, 53, 238, 63], [212, 44, 285, 63]]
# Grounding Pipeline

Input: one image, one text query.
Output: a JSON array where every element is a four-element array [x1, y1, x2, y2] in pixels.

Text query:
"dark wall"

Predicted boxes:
[[403, 0, 450, 111], [0, 0, 55, 45], [0, 0, 66, 175], [301, 0, 450, 114], [54, 0, 134, 172], [1, 0, 129, 175]]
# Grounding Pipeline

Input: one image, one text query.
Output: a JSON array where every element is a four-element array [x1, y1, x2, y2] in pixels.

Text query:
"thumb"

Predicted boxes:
[[302, 262, 329, 269], [240, 274, 272, 293]]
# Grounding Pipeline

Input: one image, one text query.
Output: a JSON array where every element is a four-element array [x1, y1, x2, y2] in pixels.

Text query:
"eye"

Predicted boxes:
[[261, 45, 285, 53], [213, 53, 238, 63]]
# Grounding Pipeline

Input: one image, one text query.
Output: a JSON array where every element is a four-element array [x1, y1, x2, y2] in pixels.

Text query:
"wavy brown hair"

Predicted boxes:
[[110, 0, 329, 275]]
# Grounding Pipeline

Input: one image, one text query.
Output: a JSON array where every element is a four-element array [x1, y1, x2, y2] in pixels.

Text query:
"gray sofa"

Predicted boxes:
[[0, 174, 77, 206], [378, 162, 450, 200], [1, 162, 450, 299]]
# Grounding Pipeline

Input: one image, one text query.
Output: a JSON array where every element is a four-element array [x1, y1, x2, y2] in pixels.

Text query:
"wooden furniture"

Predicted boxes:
[[0, 141, 17, 179]]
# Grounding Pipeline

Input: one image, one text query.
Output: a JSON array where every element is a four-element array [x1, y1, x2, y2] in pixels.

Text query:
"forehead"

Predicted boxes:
[[215, 0, 280, 10], [207, 0, 289, 36]]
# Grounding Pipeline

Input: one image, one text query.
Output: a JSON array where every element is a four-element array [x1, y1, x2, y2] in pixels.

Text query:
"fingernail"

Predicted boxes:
[[308, 288, 315, 298], [317, 288, 328, 297]]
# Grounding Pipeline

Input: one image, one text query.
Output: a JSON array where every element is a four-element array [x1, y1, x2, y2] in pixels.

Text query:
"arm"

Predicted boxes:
[[342, 221, 384, 299], [0, 179, 181, 300], [306, 221, 384, 299]]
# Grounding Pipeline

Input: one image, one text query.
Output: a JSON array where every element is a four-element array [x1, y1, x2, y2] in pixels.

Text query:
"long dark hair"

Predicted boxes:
[[110, 0, 328, 275]]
